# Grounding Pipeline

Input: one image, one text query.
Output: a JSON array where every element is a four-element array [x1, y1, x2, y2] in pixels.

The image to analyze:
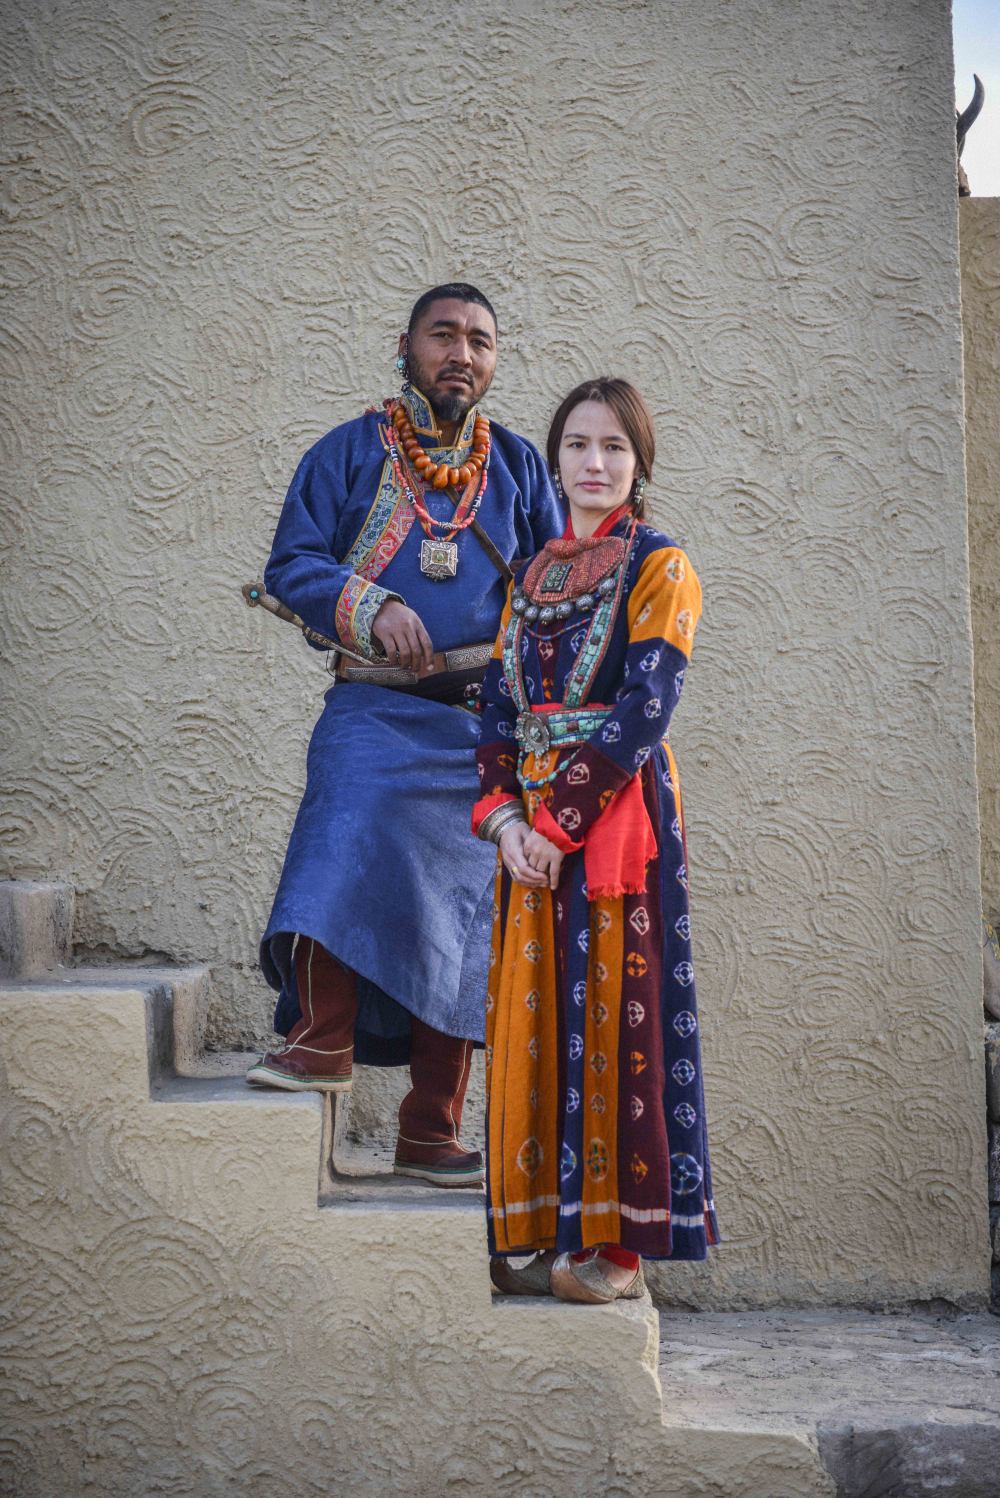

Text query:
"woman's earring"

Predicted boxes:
[[554, 469, 565, 504], [633, 471, 647, 510]]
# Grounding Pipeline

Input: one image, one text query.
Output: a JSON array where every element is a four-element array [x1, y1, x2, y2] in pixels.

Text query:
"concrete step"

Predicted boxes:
[[3, 960, 212, 1077], [0, 879, 74, 977], [151, 1071, 486, 1213], [7, 970, 1000, 1494], [1, 977, 711, 1498], [659, 1306, 1000, 1496], [2, 948, 480, 1213], [3, 904, 996, 1493], [0, 876, 487, 1206]]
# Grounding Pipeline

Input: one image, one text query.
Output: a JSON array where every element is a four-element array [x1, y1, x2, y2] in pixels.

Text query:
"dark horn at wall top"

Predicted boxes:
[[957, 73, 985, 157]]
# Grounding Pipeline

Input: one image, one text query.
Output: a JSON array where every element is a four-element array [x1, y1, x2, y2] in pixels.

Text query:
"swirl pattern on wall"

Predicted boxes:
[[961, 202, 1000, 937], [0, 0, 988, 1328]]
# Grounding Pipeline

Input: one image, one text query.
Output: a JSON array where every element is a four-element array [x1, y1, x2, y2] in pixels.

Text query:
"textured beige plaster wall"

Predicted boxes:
[[961, 199, 1000, 925], [0, 0, 990, 1306]]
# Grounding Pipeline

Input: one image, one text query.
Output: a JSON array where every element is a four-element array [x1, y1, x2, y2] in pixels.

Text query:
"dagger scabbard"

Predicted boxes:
[[241, 582, 374, 665]]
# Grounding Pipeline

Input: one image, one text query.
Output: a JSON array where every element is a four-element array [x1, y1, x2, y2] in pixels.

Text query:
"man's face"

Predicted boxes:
[[400, 298, 497, 424]]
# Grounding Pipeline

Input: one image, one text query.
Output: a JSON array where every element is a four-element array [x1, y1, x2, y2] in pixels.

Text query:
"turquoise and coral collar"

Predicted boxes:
[[400, 385, 478, 457]]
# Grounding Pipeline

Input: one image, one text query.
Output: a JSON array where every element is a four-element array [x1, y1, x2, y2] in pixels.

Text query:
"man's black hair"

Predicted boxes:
[[407, 282, 497, 338]]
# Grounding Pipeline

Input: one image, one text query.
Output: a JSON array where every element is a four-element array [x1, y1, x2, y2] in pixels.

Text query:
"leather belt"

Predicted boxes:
[[334, 640, 495, 687]]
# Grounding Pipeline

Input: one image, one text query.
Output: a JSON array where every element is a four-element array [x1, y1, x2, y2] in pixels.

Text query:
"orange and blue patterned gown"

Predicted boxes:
[[472, 514, 719, 1259]]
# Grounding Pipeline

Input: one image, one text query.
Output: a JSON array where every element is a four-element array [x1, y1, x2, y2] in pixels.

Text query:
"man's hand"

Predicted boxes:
[[498, 821, 549, 887], [372, 600, 434, 672]]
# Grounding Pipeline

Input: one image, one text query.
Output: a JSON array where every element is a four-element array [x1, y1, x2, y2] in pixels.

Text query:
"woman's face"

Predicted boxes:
[[557, 400, 638, 521]]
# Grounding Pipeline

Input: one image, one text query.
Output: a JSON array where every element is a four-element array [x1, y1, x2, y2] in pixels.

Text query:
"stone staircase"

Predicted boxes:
[[1, 881, 998, 1497]]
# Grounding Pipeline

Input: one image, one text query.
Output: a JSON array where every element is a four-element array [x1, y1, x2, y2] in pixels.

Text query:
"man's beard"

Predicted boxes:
[[430, 387, 475, 423], [407, 354, 489, 425]]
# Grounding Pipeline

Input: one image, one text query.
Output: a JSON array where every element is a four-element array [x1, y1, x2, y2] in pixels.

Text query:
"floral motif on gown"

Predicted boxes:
[[473, 513, 719, 1260]]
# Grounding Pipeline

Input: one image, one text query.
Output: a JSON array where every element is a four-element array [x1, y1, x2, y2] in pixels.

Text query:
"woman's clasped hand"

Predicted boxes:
[[497, 821, 563, 889]]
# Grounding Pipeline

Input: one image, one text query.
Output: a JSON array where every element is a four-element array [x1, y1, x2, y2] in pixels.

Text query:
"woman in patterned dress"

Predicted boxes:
[[472, 378, 718, 1303]]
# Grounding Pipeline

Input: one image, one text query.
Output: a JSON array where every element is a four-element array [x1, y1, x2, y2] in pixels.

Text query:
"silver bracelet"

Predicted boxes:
[[478, 800, 528, 845]]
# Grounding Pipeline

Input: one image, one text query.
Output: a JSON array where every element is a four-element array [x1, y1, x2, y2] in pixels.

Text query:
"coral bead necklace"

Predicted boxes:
[[384, 398, 492, 580]]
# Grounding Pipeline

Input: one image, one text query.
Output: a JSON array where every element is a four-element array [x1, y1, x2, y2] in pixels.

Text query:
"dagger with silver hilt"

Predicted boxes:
[[241, 581, 377, 667]]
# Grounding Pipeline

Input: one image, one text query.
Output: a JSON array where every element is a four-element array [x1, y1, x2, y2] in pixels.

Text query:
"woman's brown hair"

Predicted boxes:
[[546, 377, 655, 519]]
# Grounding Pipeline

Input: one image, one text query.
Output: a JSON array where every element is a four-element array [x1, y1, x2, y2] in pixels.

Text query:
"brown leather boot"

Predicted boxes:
[[247, 938, 357, 1092], [394, 1016, 484, 1186]]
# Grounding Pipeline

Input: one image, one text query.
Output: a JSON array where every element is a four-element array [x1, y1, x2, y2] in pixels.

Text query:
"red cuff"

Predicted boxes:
[[471, 791, 519, 838], [533, 799, 584, 854]]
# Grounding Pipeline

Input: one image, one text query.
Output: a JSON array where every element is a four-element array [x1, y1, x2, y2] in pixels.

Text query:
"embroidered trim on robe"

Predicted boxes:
[[342, 388, 480, 585], [334, 573, 399, 657]]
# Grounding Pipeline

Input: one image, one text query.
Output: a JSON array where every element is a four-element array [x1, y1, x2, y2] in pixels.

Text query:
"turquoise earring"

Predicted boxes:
[[633, 471, 646, 510]]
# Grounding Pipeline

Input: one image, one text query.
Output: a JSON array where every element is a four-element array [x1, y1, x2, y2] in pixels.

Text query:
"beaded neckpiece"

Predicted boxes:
[[511, 535, 626, 624], [383, 397, 492, 579], [503, 520, 639, 735], [389, 400, 490, 492]]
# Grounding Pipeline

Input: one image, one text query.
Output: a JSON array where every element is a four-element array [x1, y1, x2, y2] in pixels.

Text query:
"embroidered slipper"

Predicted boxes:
[[489, 1253, 554, 1296], [550, 1250, 646, 1304]]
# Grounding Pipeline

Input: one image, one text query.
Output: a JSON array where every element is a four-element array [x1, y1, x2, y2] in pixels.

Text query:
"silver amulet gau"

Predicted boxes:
[[420, 539, 459, 579]]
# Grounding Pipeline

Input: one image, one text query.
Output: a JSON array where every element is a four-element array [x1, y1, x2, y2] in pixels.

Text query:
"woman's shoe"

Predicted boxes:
[[489, 1252, 555, 1296], [550, 1249, 646, 1304]]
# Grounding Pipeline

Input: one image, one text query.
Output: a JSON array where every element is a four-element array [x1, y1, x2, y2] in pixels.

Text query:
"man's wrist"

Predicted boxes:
[[337, 577, 403, 660]]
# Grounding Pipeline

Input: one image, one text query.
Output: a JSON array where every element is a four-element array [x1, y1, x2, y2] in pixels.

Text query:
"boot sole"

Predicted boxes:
[[246, 1065, 353, 1093], [393, 1162, 485, 1187]]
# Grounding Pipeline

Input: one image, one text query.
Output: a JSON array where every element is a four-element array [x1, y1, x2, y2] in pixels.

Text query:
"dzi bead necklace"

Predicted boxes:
[[384, 399, 491, 580]]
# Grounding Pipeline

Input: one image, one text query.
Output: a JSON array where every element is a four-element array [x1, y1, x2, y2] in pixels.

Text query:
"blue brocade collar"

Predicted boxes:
[[400, 384, 478, 459]]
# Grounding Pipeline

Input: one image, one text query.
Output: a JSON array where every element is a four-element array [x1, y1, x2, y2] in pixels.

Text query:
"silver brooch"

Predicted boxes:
[[514, 713, 551, 754]]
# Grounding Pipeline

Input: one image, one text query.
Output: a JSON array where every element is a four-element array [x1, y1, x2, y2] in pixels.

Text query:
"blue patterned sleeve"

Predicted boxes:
[[264, 439, 402, 658], [474, 587, 522, 801], [546, 545, 701, 837]]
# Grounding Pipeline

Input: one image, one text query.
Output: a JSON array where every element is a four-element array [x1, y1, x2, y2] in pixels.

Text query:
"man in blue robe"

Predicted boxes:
[[248, 283, 563, 1185]]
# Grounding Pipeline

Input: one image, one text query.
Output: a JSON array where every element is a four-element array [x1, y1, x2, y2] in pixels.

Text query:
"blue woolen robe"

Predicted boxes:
[[260, 388, 563, 1062]]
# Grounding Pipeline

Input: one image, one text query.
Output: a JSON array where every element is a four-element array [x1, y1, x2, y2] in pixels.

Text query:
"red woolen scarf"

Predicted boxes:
[[533, 779, 658, 900]]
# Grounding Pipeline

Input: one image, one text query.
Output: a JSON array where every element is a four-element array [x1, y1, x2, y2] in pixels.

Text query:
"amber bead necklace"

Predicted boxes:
[[391, 400, 490, 490], [384, 398, 491, 543]]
